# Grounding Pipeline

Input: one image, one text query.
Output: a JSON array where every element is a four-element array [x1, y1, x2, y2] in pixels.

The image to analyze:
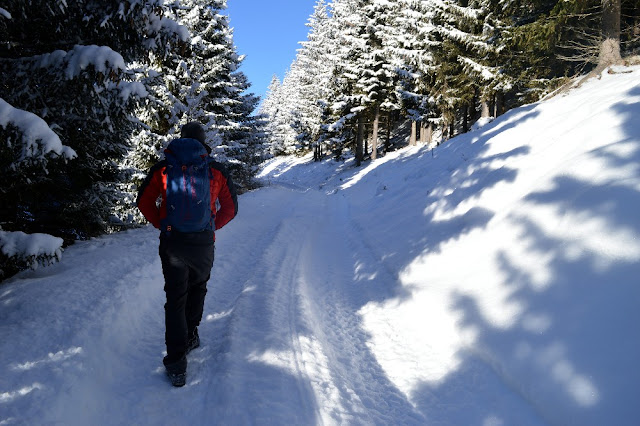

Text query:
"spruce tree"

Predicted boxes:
[[0, 0, 186, 241], [174, 0, 266, 191], [290, 0, 334, 159], [260, 75, 289, 156], [130, 0, 266, 195], [360, 0, 403, 158], [325, 0, 370, 165], [395, 0, 440, 145]]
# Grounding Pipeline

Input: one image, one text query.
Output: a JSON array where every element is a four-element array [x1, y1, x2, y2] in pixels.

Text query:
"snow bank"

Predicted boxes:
[[471, 116, 494, 131], [257, 66, 640, 425], [0, 98, 77, 161]]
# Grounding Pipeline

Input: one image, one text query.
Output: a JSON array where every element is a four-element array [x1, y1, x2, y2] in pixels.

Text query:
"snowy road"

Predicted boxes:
[[0, 184, 429, 425], [187, 185, 427, 424]]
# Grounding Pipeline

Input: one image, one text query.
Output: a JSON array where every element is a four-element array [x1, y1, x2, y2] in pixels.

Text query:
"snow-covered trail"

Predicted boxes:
[[1, 184, 428, 425], [187, 185, 427, 424], [0, 227, 168, 424]]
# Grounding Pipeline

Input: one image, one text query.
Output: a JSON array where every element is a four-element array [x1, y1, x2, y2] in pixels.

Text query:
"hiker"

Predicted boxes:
[[136, 122, 238, 387]]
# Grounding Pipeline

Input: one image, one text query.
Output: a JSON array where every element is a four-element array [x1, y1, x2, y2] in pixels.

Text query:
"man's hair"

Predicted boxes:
[[181, 122, 211, 154]]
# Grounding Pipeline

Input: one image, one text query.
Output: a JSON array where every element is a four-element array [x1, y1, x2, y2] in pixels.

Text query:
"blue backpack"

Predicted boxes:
[[161, 138, 213, 233]]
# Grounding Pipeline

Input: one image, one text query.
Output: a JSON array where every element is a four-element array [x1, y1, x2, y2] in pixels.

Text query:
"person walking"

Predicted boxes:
[[137, 122, 238, 387]]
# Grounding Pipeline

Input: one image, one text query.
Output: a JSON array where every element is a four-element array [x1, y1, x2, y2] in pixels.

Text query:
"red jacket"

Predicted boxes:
[[137, 159, 238, 236]]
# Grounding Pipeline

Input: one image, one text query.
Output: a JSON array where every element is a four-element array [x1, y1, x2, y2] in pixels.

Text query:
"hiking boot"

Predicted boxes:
[[186, 328, 200, 354], [167, 370, 186, 387], [163, 355, 187, 387]]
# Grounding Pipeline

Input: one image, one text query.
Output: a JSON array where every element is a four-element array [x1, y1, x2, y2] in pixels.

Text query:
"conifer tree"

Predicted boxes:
[[261, 0, 638, 162], [360, 0, 403, 158], [291, 0, 334, 159], [260, 75, 289, 155], [0, 0, 186, 241], [265, 67, 304, 155], [393, 0, 440, 145], [130, 0, 266, 195], [325, 0, 370, 165]]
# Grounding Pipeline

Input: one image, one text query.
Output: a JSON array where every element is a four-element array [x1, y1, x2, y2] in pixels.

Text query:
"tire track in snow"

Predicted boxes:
[[293, 192, 428, 424], [198, 186, 418, 424], [198, 187, 322, 424]]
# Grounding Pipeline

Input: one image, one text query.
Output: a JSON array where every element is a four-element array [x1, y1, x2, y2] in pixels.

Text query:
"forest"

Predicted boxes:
[[261, 0, 639, 163], [0, 0, 638, 280]]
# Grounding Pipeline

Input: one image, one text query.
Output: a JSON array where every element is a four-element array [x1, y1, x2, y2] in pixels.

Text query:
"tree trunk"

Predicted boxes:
[[385, 112, 392, 152], [410, 120, 417, 146], [494, 92, 505, 117], [481, 100, 490, 118], [462, 105, 469, 133], [371, 106, 379, 160], [356, 114, 364, 167], [364, 129, 369, 158], [472, 88, 479, 123], [314, 143, 322, 161], [599, 0, 622, 67]]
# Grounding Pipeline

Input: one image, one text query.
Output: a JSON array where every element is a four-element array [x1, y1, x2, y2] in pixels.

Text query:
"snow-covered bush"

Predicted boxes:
[[0, 230, 63, 279]]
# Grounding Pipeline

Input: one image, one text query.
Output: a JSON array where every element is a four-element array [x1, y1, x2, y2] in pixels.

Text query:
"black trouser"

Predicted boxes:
[[159, 230, 215, 363]]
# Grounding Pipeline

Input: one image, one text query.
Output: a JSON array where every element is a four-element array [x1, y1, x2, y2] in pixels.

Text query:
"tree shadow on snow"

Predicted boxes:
[[407, 85, 640, 425], [289, 105, 545, 422], [339, 105, 540, 308]]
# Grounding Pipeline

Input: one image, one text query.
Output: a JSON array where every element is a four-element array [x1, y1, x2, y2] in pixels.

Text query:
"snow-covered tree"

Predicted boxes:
[[0, 0, 189, 279], [321, 0, 371, 164], [393, 0, 441, 145], [358, 0, 404, 158], [275, 67, 305, 155], [128, 0, 266, 195], [0, 0, 186, 241], [241, 0, 640, 167], [289, 0, 335, 159], [260, 75, 288, 155]]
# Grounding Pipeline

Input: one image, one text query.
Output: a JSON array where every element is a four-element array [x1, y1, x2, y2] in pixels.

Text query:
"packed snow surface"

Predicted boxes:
[[1, 67, 639, 425]]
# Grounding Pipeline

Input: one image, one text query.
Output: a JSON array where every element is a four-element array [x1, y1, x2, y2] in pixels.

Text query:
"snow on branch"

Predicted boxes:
[[0, 230, 64, 273], [147, 15, 190, 42], [439, 24, 491, 54], [458, 56, 496, 81], [34, 45, 126, 80], [0, 98, 77, 161], [116, 81, 148, 101], [0, 7, 11, 19], [32, 46, 148, 102]]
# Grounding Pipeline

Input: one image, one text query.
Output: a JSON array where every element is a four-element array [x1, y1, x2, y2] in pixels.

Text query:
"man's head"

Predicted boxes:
[[181, 122, 211, 154]]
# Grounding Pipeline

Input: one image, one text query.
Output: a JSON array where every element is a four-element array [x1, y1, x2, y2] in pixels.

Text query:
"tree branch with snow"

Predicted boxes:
[[0, 98, 76, 164]]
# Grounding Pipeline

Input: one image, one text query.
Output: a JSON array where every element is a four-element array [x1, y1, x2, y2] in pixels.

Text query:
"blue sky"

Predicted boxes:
[[225, 0, 318, 105]]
